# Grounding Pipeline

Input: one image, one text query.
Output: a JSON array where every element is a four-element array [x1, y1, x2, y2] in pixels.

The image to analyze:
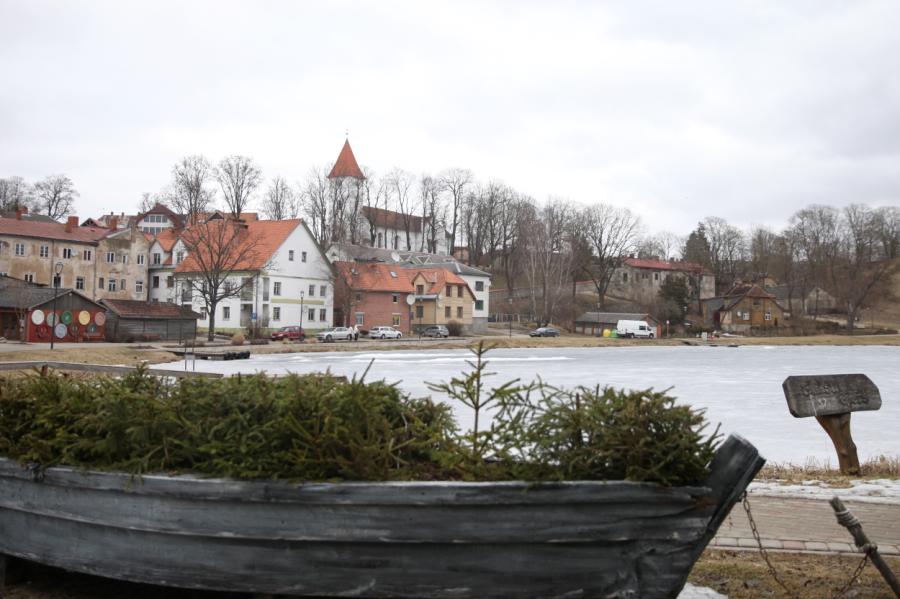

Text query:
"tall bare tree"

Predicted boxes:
[[521, 199, 575, 326], [578, 204, 641, 308], [216, 155, 262, 219], [0, 176, 34, 212], [360, 167, 388, 246], [300, 166, 331, 244], [171, 155, 215, 223], [386, 168, 415, 249], [419, 175, 446, 253], [702, 216, 746, 291], [440, 168, 472, 254], [261, 176, 298, 220], [33, 174, 78, 220], [177, 220, 271, 341]]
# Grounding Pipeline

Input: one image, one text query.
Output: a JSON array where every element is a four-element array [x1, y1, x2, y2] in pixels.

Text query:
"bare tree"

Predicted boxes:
[[138, 191, 170, 214], [360, 167, 388, 246], [520, 199, 575, 326], [748, 225, 779, 280], [171, 155, 215, 223], [419, 174, 446, 253], [702, 216, 747, 290], [386, 168, 415, 249], [177, 220, 271, 341], [216, 155, 262, 219], [578, 204, 641, 308], [873, 206, 900, 259], [261, 176, 299, 220], [300, 166, 331, 244], [0, 176, 34, 212], [440, 168, 472, 254], [33, 174, 78, 220]]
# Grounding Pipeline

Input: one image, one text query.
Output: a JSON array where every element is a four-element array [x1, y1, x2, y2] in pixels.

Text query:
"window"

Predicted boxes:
[[392, 313, 401, 326], [654, 272, 659, 281], [62, 248, 74, 259], [14, 243, 25, 256], [475, 300, 484, 311], [445, 285, 452, 296], [456, 306, 463, 318], [457, 286, 463, 298], [40, 245, 49, 258], [308, 284, 315, 296], [108, 279, 117, 292], [415, 305, 424, 318], [308, 308, 315, 321], [122, 254, 129, 264], [319, 308, 326, 321], [270, 307, 278, 321], [392, 294, 398, 304], [98, 277, 104, 289], [153, 253, 161, 265], [355, 292, 361, 301], [377, 232, 383, 248], [416, 284, 424, 295], [393, 235, 400, 250], [288, 250, 294, 261], [301, 251, 307, 262], [24, 273, 34, 283], [120, 279, 126, 291], [175, 251, 184, 264], [137, 254, 144, 265], [200, 308, 207, 319], [152, 276, 160, 288], [223, 306, 231, 321], [273, 281, 282, 296], [76, 276, 85, 290], [106, 251, 115, 263], [475, 281, 484, 291], [623, 273, 628, 282], [764, 311, 772, 321], [444, 306, 451, 318], [135, 280, 143, 293], [319, 285, 326, 297], [355, 312, 364, 325], [83, 249, 92, 261], [167, 276, 174, 288], [53, 274, 61, 288]]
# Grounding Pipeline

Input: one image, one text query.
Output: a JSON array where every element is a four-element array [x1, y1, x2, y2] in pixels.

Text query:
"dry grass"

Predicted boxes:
[[690, 549, 900, 598], [758, 455, 900, 484], [0, 346, 178, 367]]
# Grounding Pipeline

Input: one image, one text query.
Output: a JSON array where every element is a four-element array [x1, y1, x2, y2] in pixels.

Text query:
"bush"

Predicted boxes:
[[231, 332, 245, 346], [446, 320, 463, 336]]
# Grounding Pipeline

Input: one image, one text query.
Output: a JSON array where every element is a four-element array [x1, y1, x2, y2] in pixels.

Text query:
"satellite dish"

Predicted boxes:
[[405, 294, 416, 306], [390, 251, 401, 263]]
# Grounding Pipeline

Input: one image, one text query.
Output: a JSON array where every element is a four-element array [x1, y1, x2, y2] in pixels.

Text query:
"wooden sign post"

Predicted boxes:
[[782, 374, 882, 475]]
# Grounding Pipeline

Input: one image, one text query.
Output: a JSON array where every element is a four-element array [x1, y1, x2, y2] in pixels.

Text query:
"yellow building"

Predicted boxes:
[[408, 268, 475, 332]]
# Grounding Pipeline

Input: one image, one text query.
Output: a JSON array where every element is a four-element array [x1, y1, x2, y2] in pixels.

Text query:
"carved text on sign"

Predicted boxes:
[[782, 374, 881, 418]]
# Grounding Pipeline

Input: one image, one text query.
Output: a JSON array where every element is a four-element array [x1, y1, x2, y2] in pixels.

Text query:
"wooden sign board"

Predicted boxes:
[[783, 374, 881, 418]]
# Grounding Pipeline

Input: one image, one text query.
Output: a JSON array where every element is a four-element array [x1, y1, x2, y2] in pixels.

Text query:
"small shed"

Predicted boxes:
[[574, 312, 660, 337], [100, 300, 200, 342], [0, 276, 107, 343]]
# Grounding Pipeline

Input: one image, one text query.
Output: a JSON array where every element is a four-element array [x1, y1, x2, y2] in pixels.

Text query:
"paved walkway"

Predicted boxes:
[[713, 495, 900, 555]]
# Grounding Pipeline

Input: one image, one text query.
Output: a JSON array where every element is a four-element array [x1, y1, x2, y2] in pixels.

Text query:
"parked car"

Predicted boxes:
[[616, 319, 655, 339], [369, 326, 403, 339], [315, 327, 354, 342], [529, 327, 560, 337], [270, 326, 305, 342], [421, 325, 450, 338]]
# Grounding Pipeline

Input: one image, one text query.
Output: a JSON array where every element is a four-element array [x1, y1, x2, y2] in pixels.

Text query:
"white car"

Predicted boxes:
[[369, 326, 403, 340], [616, 319, 655, 339], [315, 327, 354, 342]]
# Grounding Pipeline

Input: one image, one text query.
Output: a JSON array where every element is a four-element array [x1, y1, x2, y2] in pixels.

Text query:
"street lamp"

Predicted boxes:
[[50, 261, 63, 350], [299, 291, 305, 334], [508, 297, 514, 337]]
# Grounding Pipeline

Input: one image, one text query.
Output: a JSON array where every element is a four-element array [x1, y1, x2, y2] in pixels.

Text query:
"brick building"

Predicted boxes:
[[334, 262, 413, 332]]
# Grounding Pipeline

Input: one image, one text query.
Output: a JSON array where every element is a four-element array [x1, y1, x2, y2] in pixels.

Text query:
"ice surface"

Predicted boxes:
[[158, 345, 900, 464]]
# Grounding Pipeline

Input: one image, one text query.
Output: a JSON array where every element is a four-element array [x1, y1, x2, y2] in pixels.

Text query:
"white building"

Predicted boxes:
[[439, 261, 491, 332], [172, 219, 334, 333]]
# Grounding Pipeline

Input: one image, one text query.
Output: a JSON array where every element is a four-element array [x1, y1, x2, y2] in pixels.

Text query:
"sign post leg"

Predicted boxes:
[[815, 413, 860, 475]]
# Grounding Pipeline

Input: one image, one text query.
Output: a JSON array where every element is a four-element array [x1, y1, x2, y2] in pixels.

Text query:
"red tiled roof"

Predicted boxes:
[[624, 257, 710, 274], [328, 139, 365, 179], [409, 267, 472, 296], [336, 262, 412, 293], [361, 206, 425, 233], [101, 299, 200, 319], [153, 228, 180, 252], [0, 218, 110, 244], [174, 219, 301, 274]]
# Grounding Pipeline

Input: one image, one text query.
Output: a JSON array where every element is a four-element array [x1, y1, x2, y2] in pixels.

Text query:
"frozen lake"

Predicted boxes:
[[159, 345, 900, 465]]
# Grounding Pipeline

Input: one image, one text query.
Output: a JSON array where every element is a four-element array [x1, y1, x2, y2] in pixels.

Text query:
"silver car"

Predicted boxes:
[[369, 326, 403, 339], [315, 327, 353, 342]]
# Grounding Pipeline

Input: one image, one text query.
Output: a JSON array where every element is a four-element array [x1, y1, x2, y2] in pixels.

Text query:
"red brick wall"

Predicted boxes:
[[349, 291, 412, 333]]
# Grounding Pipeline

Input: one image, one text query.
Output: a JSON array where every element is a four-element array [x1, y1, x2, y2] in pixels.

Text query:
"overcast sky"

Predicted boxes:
[[2, 1, 899, 235]]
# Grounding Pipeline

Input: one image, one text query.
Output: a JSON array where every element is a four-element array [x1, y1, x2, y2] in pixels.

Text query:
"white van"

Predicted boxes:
[[616, 320, 655, 339]]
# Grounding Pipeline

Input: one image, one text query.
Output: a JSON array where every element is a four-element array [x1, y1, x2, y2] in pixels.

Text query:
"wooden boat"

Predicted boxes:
[[0, 434, 763, 598]]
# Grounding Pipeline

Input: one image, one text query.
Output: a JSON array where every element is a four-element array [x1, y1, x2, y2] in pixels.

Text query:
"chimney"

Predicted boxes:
[[65, 216, 79, 233], [15, 206, 27, 220], [109, 217, 118, 230]]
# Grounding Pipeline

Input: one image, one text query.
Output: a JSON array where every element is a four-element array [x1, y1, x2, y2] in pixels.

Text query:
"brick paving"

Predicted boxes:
[[712, 496, 900, 555]]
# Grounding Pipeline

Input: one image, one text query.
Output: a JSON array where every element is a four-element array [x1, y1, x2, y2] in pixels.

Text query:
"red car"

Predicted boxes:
[[271, 325, 305, 342]]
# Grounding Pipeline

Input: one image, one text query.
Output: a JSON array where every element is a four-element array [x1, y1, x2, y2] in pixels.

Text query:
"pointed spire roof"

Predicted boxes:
[[328, 138, 365, 180]]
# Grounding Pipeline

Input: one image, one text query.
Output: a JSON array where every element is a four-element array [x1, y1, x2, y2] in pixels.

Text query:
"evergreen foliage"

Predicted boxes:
[[0, 351, 720, 486]]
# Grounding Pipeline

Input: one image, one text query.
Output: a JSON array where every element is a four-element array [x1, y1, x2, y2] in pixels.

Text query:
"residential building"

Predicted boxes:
[[406, 261, 490, 332], [0, 214, 149, 302], [765, 285, 838, 316], [173, 219, 334, 332], [604, 258, 716, 303], [407, 267, 476, 332], [334, 262, 413, 332], [147, 228, 182, 304], [701, 283, 787, 332]]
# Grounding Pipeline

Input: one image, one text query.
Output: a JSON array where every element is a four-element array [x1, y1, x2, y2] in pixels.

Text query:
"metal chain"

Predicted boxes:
[[740, 491, 869, 599]]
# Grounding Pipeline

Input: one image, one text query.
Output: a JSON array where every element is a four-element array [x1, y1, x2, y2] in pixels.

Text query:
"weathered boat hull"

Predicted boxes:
[[0, 434, 763, 598]]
